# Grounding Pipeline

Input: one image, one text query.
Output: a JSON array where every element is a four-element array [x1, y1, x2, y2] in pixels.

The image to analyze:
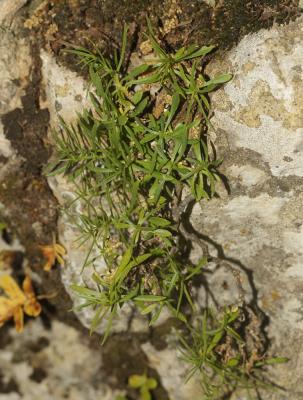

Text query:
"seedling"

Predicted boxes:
[[115, 395, 127, 400], [128, 373, 158, 400]]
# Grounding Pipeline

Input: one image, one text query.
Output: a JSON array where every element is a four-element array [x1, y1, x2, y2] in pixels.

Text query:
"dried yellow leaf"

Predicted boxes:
[[0, 274, 41, 332], [0, 274, 26, 304], [13, 306, 24, 333], [23, 276, 42, 317], [0, 297, 17, 327], [40, 238, 66, 271]]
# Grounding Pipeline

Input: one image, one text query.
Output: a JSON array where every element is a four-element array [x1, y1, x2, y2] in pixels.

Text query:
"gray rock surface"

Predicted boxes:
[[141, 342, 204, 400], [0, 0, 27, 24], [0, 319, 123, 400], [198, 16, 303, 399], [0, 28, 30, 174]]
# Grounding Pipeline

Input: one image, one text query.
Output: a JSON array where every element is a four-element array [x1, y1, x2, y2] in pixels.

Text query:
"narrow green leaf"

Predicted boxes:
[[255, 357, 289, 367], [132, 90, 144, 105], [130, 96, 149, 117], [112, 246, 133, 283], [153, 229, 172, 238], [140, 132, 158, 144], [207, 331, 223, 354], [182, 45, 215, 60], [126, 64, 149, 80], [134, 295, 166, 302], [164, 93, 180, 131], [130, 71, 161, 85], [201, 73, 232, 88], [140, 303, 158, 315], [226, 326, 244, 343], [149, 216, 171, 227], [117, 24, 128, 71]]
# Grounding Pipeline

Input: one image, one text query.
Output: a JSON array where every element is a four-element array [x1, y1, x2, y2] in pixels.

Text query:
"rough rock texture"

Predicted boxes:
[[195, 16, 303, 399], [0, 16, 74, 325], [141, 342, 204, 400], [0, 28, 30, 169], [203, 0, 216, 6], [0, 0, 27, 24], [0, 234, 122, 400], [0, 319, 123, 400]]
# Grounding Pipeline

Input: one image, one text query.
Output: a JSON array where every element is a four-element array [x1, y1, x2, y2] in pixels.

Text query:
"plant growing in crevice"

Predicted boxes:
[[128, 372, 158, 400], [179, 308, 287, 399], [48, 21, 286, 399]]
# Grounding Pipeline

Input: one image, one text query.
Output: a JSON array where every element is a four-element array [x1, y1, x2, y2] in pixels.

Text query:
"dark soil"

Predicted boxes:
[[102, 334, 170, 400], [0, 372, 20, 395], [0, 40, 55, 251], [0, 38, 76, 325], [24, 0, 301, 74]]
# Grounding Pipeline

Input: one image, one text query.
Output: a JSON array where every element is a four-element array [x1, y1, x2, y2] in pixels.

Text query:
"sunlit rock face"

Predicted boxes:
[[0, 0, 27, 24], [0, 319, 122, 400], [208, 17, 303, 177], [41, 16, 303, 399], [0, 27, 31, 173], [197, 16, 303, 399]]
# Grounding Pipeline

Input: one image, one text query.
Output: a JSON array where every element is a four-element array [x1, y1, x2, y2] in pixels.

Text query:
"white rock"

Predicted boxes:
[[0, 319, 122, 400], [40, 50, 91, 128], [0, 30, 30, 115], [0, 0, 27, 24], [208, 17, 303, 177], [195, 17, 303, 398], [227, 164, 267, 187], [141, 342, 204, 400], [0, 120, 14, 158]]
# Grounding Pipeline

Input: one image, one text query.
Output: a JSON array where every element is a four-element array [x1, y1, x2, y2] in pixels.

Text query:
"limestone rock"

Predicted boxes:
[[0, 26, 31, 180], [208, 17, 303, 177], [0, 29, 30, 118], [198, 16, 303, 398], [0, 319, 123, 400], [0, 0, 27, 24], [141, 342, 204, 400]]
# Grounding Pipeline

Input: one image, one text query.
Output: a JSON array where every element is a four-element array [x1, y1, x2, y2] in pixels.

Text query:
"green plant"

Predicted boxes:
[[0, 221, 7, 232], [128, 373, 158, 400], [49, 20, 230, 337], [115, 395, 127, 400], [48, 20, 285, 399], [179, 307, 288, 399]]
